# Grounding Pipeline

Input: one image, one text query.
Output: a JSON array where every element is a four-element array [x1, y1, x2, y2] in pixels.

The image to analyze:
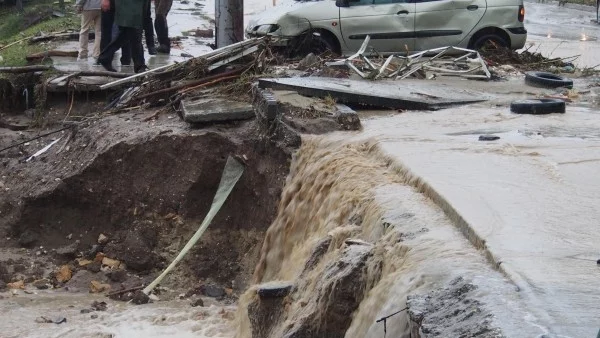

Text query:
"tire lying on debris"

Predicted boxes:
[[510, 98, 566, 115], [525, 72, 573, 89]]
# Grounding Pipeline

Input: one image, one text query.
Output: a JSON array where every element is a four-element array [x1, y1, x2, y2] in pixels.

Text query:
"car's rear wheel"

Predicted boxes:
[[471, 34, 509, 51]]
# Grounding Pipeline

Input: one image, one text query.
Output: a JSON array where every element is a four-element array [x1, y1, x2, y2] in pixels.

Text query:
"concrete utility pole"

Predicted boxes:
[[215, 0, 244, 48]]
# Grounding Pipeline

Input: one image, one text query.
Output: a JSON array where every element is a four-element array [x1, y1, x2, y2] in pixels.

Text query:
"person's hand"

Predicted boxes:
[[75, 5, 83, 13], [101, 0, 110, 12]]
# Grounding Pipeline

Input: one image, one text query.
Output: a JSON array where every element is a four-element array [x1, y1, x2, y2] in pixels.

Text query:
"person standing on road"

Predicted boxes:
[[99, 0, 156, 66], [154, 0, 173, 54], [97, 0, 149, 73], [75, 0, 102, 60]]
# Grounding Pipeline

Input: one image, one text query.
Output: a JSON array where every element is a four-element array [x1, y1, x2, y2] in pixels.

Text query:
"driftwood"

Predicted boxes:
[[0, 65, 52, 73], [26, 50, 79, 61], [0, 37, 31, 52], [30, 32, 93, 44], [131, 66, 248, 102]]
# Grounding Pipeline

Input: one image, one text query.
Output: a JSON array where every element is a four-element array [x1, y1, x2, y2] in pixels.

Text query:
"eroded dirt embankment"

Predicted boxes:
[[0, 114, 291, 290]]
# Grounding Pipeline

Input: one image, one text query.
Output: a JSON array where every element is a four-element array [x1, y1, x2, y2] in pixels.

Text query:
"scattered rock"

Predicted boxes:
[[66, 233, 73, 240], [91, 314, 98, 319], [56, 242, 79, 258], [104, 230, 157, 271], [13, 264, 26, 273], [7, 280, 25, 289], [90, 280, 111, 293], [77, 258, 94, 267], [596, 259, 600, 265], [0, 262, 10, 283], [101, 257, 121, 270], [53, 317, 67, 324], [302, 236, 331, 275], [91, 301, 108, 311], [202, 284, 225, 298], [55, 265, 73, 283], [32, 279, 51, 290], [80, 308, 93, 314], [35, 316, 53, 324], [257, 282, 293, 298], [87, 245, 101, 258], [18, 230, 39, 248], [106, 269, 127, 283], [479, 134, 500, 141], [131, 290, 150, 305], [86, 261, 102, 273], [407, 277, 503, 337], [297, 53, 319, 70], [98, 234, 109, 244], [190, 298, 204, 307]]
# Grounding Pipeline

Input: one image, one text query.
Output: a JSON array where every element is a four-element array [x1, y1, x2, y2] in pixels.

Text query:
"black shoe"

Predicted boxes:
[[148, 46, 157, 55], [135, 65, 149, 74], [99, 59, 117, 72], [156, 44, 170, 54]]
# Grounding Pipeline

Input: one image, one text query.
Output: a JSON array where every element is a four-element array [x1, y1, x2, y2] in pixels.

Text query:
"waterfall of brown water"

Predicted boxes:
[[236, 134, 542, 338]]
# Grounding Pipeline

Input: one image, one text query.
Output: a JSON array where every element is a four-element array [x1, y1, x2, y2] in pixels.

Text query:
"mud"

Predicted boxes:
[[0, 109, 291, 292]]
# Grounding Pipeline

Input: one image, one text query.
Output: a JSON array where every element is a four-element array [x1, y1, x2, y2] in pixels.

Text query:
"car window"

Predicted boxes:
[[349, 0, 373, 5], [349, 0, 409, 5], [373, 0, 409, 3]]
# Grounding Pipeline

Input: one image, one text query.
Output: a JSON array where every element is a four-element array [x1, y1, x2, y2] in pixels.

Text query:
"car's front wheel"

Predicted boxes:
[[471, 34, 509, 51], [288, 30, 341, 58]]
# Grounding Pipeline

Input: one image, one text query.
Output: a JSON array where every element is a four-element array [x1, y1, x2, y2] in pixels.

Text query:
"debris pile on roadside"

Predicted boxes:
[[481, 45, 577, 73], [325, 36, 491, 80]]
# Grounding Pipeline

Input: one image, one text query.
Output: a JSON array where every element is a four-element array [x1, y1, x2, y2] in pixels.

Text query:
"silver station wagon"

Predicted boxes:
[[246, 0, 528, 55]]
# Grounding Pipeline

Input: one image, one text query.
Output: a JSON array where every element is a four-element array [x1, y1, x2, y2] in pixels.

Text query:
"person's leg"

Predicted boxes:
[[154, 0, 172, 53], [128, 28, 147, 72], [92, 10, 102, 59], [99, 5, 114, 52], [79, 10, 94, 59], [143, 0, 156, 54], [120, 40, 132, 66], [98, 28, 128, 72]]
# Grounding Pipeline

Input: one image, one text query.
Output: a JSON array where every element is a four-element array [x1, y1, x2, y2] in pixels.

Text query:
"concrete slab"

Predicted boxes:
[[180, 97, 255, 123], [258, 77, 488, 110]]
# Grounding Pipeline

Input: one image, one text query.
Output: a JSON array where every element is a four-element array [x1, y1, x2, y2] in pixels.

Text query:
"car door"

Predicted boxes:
[[414, 0, 486, 51], [339, 0, 415, 54]]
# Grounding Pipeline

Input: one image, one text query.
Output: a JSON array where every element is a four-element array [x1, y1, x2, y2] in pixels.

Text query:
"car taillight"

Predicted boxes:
[[518, 5, 525, 22]]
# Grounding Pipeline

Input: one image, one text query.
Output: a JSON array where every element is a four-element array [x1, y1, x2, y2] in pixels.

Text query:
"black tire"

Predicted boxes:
[[525, 71, 573, 89], [471, 34, 509, 51], [289, 31, 340, 58], [510, 99, 566, 115]]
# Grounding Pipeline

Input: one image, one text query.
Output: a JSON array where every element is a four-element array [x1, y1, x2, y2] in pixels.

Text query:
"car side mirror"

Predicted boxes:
[[336, 0, 350, 7]]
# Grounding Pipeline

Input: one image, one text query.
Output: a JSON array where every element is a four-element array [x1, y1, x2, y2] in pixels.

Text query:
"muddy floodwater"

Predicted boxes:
[[359, 103, 600, 337], [2, 0, 600, 337]]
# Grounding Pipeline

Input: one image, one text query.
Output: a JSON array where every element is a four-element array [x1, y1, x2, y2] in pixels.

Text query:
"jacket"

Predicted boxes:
[[115, 0, 146, 29], [74, 0, 101, 11]]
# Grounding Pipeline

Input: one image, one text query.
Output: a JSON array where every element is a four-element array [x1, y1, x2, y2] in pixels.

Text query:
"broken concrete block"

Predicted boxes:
[[180, 98, 255, 124], [257, 282, 293, 298], [334, 104, 361, 131], [258, 77, 487, 110], [254, 88, 279, 121]]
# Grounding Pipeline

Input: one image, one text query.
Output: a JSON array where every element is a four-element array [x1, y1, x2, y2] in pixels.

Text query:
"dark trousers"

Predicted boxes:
[[143, 0, 155, 49], [154, 0, 172, 47], [100, 0, 153, 65], [98, 27, 145, 69]]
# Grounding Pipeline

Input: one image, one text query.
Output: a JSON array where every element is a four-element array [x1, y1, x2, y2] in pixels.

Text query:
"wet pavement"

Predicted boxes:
[[359, 85, 600, 337], [524, 0, 600, 68]]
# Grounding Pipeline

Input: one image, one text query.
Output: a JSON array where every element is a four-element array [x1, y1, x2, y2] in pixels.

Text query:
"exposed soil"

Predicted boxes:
[[0, 103, 292, 294]]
